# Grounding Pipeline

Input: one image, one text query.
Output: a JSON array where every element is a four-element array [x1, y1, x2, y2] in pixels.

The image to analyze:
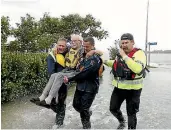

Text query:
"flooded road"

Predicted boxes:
[[1, 66, 171, 129]]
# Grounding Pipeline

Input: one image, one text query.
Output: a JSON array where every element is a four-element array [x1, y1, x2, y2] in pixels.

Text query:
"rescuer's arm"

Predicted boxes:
[[122, 50, 146, 74], [103, 60, 114, 68]]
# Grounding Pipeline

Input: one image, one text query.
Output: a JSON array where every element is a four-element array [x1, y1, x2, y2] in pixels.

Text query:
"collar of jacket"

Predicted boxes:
[[49, 51, 56, 62]]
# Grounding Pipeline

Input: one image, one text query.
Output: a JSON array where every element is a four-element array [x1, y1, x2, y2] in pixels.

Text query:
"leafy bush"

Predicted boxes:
[[1, 52, 49, 103]]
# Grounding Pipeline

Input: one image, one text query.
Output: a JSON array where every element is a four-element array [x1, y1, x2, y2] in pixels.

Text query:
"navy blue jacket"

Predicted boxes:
[[69, 54, 102, 93]]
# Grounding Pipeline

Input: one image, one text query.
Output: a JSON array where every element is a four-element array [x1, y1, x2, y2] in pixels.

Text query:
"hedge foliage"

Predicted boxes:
[[1, 52, 49, 103]]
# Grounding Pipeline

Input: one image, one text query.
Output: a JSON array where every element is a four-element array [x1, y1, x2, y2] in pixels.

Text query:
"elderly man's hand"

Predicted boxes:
[[63, 76, 69, 83]]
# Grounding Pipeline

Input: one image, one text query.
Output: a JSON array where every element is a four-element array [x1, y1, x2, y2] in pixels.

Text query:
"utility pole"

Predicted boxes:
[[145, 0, 150, 65]]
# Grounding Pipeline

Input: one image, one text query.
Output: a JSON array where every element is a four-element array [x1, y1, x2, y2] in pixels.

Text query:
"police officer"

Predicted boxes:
[[105, 33, 147, 129], [64, 37, 102, 129]]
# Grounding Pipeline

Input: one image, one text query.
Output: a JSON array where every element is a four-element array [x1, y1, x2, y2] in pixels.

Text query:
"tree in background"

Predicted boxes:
[[60, 14, 108, 40], [12, 14, 39, 52], [1, 13, 109, 52], [37, 13, 62, 51], [1, 16, 11, 51], [108, 39, 121, 60], [108, 46, 117, 60]]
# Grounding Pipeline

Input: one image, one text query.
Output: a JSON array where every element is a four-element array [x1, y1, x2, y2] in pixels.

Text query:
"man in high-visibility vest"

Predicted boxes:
[[104, 33, 147, 129]]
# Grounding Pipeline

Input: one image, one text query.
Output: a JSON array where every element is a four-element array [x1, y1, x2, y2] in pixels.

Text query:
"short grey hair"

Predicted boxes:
[[70, 34, 83, 41]]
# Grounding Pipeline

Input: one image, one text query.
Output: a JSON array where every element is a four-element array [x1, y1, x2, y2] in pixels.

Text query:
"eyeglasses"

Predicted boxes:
[[71, 40, 81, 43]]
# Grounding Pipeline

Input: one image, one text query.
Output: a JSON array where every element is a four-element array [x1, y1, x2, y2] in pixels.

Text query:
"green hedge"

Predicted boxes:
[[1, 52, 49, 103]]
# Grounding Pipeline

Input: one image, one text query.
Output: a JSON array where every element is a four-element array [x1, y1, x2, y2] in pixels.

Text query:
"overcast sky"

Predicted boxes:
[[1, 0, 171, 58]]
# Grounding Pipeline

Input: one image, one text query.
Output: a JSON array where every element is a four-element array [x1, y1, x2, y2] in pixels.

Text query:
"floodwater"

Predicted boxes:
[[1, 66, 171, 129]]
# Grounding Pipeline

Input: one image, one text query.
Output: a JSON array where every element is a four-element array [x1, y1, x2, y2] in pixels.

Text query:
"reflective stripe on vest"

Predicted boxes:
[[115, 78, 143, 85]]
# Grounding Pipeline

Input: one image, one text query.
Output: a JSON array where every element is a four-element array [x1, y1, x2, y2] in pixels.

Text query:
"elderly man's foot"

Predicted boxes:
[[36, 100, 51, 109], [117, 121, 126, 129]]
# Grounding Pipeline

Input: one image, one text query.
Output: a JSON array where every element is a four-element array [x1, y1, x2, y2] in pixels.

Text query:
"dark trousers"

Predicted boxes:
[[110, 87, 142, 129], [50, 83, 67, 125], [73, 89, 96, 128]]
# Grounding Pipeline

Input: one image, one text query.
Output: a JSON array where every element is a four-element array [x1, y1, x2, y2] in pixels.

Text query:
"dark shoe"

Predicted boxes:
[[30, 97, 40, 103], [55, 104, 66, 126], [55, 120, 63, 128], [128, 114, 137, 129], [36, 100, 50, 109], [82, 120, 91, 129], [117, 121, 126, 129]]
